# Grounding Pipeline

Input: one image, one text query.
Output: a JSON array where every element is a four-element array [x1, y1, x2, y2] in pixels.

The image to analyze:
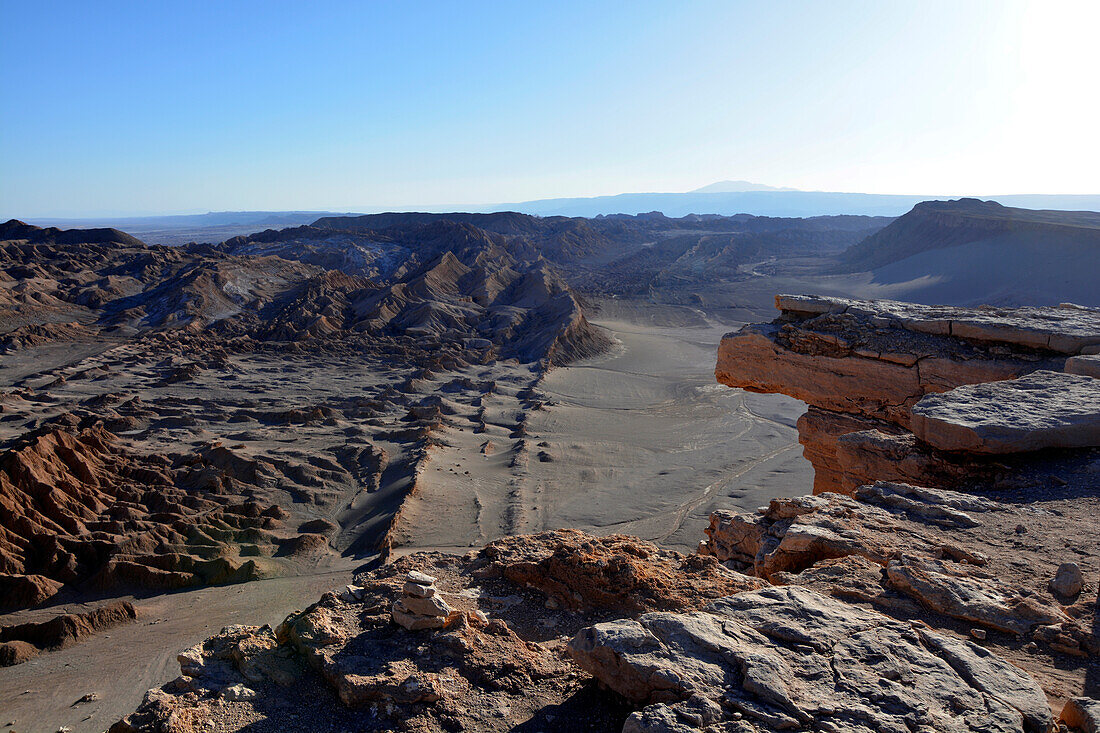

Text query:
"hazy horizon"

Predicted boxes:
[[16, 181, 1100, 223]]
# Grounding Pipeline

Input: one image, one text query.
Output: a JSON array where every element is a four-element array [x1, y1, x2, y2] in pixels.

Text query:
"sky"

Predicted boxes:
[[2, 0, 1098, 217]]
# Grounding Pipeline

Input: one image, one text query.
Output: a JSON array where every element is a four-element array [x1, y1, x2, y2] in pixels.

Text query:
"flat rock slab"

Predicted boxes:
[[1066, 354, 1100, 379], [911, 370, 1100, 453], [568, 585, 1052, 732], [776, 294, 1100, 354]]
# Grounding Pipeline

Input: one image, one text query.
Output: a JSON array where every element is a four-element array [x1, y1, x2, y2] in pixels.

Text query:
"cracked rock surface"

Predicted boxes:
[[569, 585, 1053, 733]]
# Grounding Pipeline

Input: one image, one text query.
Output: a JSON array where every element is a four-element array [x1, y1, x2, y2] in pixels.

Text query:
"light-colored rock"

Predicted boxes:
[[1049, 562, 1084, 598], [775, 294, 1100, 354], [391, 602, 447, 631], [221, 683, 257, 701], [398, 594, 453, 617], [405, 570, 436, 585], [568, 585, 1053, 732], [885, 555, 1070, 635], [700, 482, 989, 578], [911, 371, 1100, 454], [403, 580, 435, 598]]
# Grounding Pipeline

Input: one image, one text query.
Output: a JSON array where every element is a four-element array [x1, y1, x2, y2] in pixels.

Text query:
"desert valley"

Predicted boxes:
[[0, 197, 1097, 732], [4, 3, 1100, 730]]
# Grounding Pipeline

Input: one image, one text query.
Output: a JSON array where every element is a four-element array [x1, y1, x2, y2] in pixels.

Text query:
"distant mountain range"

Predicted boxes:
[[491, 189, 1100, 219], [689, 180, 800, 193], [25, 184, 1100, 241]]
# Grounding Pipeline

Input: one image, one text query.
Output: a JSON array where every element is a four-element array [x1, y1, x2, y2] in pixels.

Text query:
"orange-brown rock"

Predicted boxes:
[[0, 426, 283, 607], [478, 529, 765, 614], [716, 296, 1072, 427]]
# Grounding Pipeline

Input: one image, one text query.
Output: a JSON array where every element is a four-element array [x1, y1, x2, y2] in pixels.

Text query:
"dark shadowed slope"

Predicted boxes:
[[839, 198, 1100, 271], [827, 200, 1100, 307]]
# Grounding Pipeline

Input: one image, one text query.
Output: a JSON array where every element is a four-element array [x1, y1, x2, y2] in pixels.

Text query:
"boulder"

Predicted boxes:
[[1050, 563, 1085, 598], [1065, 354, 1100, 378]]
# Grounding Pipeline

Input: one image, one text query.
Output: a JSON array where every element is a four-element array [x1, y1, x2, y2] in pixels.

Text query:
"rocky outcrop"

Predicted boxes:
[[716, 295, 1100, 493], [700, 483, 1097, 657], [478, 529, 765, 614], [569, 585, 1053, 733], [112, 532, 770, 732]]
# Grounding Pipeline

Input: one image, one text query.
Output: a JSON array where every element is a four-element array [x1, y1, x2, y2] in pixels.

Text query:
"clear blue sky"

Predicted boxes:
[[2, 0, 1097, 217]]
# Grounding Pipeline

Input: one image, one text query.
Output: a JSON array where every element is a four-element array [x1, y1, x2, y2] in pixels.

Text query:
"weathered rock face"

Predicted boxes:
[[717, 295, 1100, 493], [478, 529, 765, 615], [569, 585, 1053, 733], [0, 426, 289, 608], [113, 515, 1097, 731], [1061, 697, 1100, 733], [114, 532, 755, 732]]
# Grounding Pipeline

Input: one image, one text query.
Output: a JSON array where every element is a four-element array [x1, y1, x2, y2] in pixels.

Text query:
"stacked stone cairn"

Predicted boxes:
[[392, 571, 457, 630]]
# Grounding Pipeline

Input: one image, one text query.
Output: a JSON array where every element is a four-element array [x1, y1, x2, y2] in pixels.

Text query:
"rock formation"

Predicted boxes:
[[569, 585, 1053, 732], [0, 600, 136, 666], [699, 483, 1097, 657], [717, 294, 1100, 494], [391, 570, 459, 630], [32, 290, 1100, 731], [0, 425, 289, 607]]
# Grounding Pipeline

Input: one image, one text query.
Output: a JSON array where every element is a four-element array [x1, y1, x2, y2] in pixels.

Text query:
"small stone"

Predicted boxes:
[[392, 602, 446, 631], [1049, 563, 1084, 598], [970, 628, 987, 640], [222, 683, 258, 701], [338, 584, 366, 602], [406, 570, 436, 585], [400, 594, 453, 617], [403, 581, 435, 598], [1023, 642, 1039, 654]]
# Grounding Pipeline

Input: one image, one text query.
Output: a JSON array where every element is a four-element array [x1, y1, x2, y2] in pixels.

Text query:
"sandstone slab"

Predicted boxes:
[[911, 371, 1100, 453], [1066, 354, 1100, 378], [775, 295, 1100, 354]]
